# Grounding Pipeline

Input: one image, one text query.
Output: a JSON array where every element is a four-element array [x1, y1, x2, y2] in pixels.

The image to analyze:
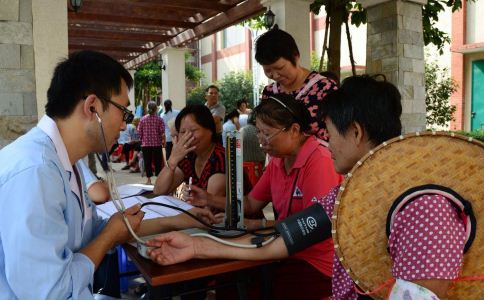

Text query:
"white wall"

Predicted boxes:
[[216, 52, 246, 80], [313, 13, 367, 69], [466, 1, 484, 44], [200, 36, 212, 56], [200, 61, 212, 85]]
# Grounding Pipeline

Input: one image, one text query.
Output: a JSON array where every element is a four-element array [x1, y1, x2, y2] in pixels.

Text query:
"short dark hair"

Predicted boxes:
[[255, 25, 299, 66], [253, 93, 311, 133], [175, 105, 217, 142], [236, 98, 248, 109], [164, 99, 172, 112], [205, 85, 219, 93], [45, 50, 133, 119], [224, 109, 240, 123], [321, 75, 402, 145]]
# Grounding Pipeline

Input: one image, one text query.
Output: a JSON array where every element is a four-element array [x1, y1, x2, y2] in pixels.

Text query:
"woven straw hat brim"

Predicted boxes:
[[332, 132, 484, 299]]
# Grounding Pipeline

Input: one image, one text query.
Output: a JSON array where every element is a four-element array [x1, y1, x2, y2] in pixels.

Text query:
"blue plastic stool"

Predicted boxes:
[[117, 246, 140, 293]]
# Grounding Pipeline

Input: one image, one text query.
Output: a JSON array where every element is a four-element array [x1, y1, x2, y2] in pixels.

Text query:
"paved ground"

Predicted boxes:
[[94, 160, 150, 186]]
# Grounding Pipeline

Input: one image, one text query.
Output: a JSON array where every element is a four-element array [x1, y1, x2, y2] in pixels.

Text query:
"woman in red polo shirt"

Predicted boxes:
[[185, 94, 343, 299]]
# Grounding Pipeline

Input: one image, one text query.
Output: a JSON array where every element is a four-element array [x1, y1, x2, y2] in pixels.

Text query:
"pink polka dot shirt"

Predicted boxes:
[[316, 187, 466, 300], [389, 194, 466, 280]]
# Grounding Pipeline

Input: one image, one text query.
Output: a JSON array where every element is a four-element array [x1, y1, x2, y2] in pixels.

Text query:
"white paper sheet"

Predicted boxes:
[[140, 195, 194, 217], [95, 195, 193, 219], [116, 184, 154, 199]]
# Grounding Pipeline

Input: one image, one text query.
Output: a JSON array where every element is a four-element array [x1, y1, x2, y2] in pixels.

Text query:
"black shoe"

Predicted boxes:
[[121, 165, 130, 170]]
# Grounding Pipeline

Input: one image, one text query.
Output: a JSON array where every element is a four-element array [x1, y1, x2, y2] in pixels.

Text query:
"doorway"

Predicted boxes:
[[471, 59, 484, 130]]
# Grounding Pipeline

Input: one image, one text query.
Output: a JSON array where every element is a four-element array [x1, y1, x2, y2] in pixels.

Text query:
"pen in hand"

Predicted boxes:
[[188, 177, 192, 195]]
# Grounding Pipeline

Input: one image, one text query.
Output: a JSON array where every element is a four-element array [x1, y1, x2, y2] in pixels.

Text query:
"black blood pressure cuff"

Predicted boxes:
[[275, 203, 332, 255]]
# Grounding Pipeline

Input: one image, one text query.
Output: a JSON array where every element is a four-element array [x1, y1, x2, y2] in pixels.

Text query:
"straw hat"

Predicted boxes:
[[332, 132, 483, 299]]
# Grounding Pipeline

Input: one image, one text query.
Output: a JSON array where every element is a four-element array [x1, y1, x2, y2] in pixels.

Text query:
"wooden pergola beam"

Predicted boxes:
[[69, 28, 174, 43], [69, 12, 199, 29], [70, 42, 152, 53], [124, 0, 264, 69]]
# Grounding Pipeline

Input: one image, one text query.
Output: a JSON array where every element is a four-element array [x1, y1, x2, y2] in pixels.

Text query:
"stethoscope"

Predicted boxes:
[[92, 108, 147, 245]]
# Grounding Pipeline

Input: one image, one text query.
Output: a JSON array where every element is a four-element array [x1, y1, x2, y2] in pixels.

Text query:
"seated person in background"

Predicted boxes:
[[162, 94, 343, 299], [221, 109, 240, 148], [240, 113, 266, 187], [118, 122, 132, 170], [79, 159, 110, 204], [153, 105, 226, 212], [127, 117, 141, 173]]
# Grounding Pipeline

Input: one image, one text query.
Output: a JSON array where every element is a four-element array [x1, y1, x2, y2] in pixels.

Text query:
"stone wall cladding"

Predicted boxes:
[[365, 0, 427, 132], [0, 0, 19, 21], [0, 115, 37, 146], [0, 0, 37, 149]]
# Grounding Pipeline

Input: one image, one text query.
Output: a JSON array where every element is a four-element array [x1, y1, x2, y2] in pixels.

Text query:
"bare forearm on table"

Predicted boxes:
[[194, 235, 288, 261]]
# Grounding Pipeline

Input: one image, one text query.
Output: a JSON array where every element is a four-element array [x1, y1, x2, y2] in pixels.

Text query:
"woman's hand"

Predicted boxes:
[[169, 131, 196, 165], [146, 232, 196, 265], [181, 184, 210, 207], [185, 207, 217, 227]]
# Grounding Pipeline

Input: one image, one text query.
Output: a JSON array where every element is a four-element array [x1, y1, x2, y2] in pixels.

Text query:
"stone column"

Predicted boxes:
[[160, 47, 187, 110], [360, 0, 427, 132], [127, 69, 136, 113], [0, 0, 67, 148], [261, 0, 313, 69]]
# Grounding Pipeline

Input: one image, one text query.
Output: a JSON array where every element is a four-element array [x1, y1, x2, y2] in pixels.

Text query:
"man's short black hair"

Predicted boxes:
[[322, 75, 402, 145], [205, 85, 219, 93], [255, 25, 299, 66], [175, 105, 217, 143], [45, 50, 133, 119]]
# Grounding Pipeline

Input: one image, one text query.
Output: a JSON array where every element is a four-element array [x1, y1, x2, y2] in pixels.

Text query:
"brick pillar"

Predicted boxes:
[[361, 0, 427, 133], [450, 1, 466, 130]]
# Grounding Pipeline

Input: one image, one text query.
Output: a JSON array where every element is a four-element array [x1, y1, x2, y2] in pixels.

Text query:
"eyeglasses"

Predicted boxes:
[[100, 96, 134, 123], [257, 128, 286, 145]]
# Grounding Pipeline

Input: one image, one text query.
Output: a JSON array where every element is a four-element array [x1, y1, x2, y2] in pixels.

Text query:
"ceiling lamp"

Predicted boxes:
[[69, 0, 83, 13], [263, 8, 275, 30]]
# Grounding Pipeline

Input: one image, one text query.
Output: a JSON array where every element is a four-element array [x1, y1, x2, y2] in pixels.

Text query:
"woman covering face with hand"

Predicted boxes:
[[153, 105, 226, 212]]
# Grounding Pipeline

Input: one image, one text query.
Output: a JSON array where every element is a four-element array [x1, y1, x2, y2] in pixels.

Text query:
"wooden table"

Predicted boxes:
[[123, 244, 273, 299]]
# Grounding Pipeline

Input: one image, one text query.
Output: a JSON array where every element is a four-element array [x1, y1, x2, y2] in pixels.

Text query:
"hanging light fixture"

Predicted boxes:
[[69, 0, 83, 13], [263, 8, 275, 30]]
